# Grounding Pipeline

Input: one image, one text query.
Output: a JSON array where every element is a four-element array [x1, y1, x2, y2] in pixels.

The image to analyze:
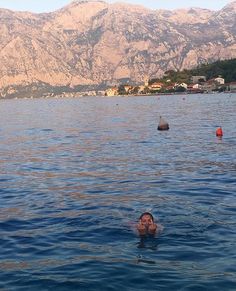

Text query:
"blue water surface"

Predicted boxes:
[[0, 93, 236, 290]]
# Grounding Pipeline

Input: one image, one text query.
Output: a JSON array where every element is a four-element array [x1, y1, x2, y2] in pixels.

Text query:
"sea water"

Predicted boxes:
[[0, 93, 235, 290]]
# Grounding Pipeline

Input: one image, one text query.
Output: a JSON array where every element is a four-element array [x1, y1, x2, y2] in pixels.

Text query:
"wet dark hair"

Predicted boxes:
[[139, 212, 154, 222]]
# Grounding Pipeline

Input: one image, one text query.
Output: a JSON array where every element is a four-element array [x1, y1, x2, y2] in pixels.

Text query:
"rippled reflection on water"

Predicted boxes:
[[0, 94, 236, 290]]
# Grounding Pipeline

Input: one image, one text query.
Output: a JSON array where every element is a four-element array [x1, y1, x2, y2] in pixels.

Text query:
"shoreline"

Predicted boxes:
[[0, 91, 235, 101]]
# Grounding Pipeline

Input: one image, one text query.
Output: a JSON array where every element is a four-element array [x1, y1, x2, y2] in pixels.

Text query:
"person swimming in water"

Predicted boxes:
[[137, 212, 157, 236]]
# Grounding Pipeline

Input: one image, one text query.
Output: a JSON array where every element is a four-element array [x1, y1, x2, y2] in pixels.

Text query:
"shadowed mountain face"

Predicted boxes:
[[0, 0, 235, 91]]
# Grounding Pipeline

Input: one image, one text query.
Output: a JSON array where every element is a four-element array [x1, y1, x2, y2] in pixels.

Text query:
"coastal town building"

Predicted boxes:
[[191, 76, 206, 83], [124, 85, 133, 93], [104, 75, 231, 96], [165, 84, 175, 91], [105, 87, 119, 96], [138, 85, 146, 93], [202, 80, 217, 92], [175, 82, 188, 89], [144, 77, 149, 87], [201, 77, 225, 92], [214, 77, 225, 85], [187, 83, 202, 92], [149, 82, 163, 91]]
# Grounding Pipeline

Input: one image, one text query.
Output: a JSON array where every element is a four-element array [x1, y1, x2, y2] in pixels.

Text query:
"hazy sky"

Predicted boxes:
[[0, 0, 233, 13]]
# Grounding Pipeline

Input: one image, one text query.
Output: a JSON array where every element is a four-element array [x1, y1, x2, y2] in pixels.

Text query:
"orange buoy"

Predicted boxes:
[[216, 127, 223, 137]]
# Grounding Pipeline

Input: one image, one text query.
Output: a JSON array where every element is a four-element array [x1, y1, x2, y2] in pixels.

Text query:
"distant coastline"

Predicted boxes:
[[1, 59, 235, 100]]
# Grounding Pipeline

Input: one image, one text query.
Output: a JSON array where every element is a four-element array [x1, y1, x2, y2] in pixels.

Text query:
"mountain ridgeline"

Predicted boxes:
[[0, 0, 236, 98]]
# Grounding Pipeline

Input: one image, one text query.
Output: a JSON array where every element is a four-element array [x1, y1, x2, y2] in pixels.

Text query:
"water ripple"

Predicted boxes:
[[0, 95, 236, 290]]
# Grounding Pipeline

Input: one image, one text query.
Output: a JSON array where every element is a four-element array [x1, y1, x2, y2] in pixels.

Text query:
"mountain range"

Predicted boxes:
[[0, 0, 236, 97]]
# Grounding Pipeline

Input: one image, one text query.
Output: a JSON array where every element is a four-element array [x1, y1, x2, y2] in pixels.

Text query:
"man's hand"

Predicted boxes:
[[148, 220, 157, 234], [137, 220, 146, 235]]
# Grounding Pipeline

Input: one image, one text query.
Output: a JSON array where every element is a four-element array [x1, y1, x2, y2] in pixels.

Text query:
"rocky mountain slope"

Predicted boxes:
[[0, 0, 236, 96]]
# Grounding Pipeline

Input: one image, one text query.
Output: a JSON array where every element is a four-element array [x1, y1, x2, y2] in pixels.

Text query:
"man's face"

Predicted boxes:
[[140, 214, 153, 227]]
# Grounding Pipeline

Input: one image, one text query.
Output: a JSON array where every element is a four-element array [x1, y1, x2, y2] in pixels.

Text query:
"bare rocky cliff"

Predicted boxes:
[[0, 0, 236, 96]]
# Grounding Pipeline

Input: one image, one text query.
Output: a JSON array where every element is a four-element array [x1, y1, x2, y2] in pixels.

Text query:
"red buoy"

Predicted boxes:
[[216, 127, 223, 137]]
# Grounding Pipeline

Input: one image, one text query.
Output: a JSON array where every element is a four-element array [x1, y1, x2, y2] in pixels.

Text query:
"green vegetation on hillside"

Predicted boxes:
[[150, 58, 236, 84], [191, 58, 236, 83]]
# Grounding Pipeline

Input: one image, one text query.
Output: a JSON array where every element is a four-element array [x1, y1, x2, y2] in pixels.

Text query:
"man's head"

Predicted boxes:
[[139, 212, 154, 226]]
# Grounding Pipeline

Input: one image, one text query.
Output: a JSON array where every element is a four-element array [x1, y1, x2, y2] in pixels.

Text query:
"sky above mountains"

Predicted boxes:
[[0, 0, 233, 12]]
